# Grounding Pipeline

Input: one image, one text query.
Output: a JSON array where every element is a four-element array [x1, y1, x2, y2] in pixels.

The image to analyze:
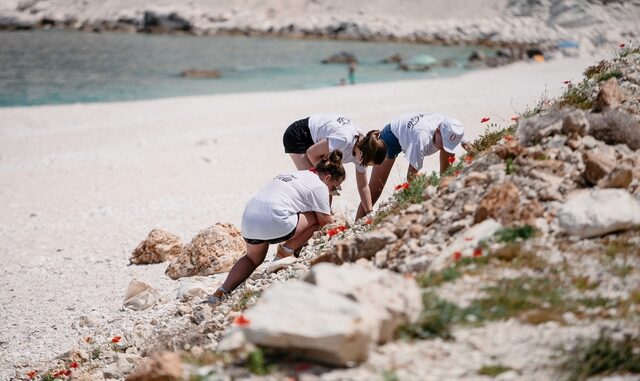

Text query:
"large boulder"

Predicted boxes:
[[130, 229, 182, 265], [165, 223, 245, 279], [594, 77, 625, 112], [558, 189, 640, 238], [142, 11, 192, 33], [241, 281, 375, 365], [304, 263, 421, 343], [474, 181, 521, 224]]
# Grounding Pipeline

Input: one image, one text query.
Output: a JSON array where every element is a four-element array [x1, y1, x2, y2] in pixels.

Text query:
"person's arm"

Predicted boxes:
[[355, 169, 373, 216], [306, 139, 330, 167], [315, 212, 334, 228], [440, 150, 455, 174], [407, 164, 419, 181]]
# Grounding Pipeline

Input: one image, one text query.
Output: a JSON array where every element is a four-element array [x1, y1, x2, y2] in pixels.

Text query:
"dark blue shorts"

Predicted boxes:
[[380, 124, 402, 159]]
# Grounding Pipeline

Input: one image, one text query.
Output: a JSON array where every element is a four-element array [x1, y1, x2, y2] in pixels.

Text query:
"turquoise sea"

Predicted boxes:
[[0, 30, 490, 107]]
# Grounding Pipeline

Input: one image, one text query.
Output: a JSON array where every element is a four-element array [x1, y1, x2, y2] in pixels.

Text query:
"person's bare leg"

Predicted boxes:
[[284, 212, 319, 250], [356, 157, 395, 219], [220, 243, 268, 293], [288, 153, 313, 170]]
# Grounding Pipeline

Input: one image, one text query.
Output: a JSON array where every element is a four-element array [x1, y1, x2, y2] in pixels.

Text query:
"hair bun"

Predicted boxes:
[[328, 150, 343, 163]]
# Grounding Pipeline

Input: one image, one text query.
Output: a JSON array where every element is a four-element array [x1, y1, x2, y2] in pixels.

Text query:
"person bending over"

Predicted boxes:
[[356, 112, 472, 219], [207, 151, 346, 304], [283, 113, 386, 218]]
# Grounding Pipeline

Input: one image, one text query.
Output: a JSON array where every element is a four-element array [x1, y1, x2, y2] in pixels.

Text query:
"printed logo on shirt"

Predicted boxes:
[[406, 114, 425, 130], [336, 117, 351, 125], [275, 174, 297, 182]]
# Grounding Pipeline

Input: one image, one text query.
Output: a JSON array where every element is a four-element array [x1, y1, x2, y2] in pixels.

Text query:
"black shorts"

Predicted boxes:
[[243, 214, 299, 245], [283, 117, 314, 154]]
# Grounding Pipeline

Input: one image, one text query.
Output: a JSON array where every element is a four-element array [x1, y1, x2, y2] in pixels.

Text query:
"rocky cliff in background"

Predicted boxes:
[[0, 0, 639, 51]]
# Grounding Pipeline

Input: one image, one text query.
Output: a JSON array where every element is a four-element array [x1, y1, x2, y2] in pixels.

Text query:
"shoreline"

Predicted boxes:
[[0, 54, 606, 379]]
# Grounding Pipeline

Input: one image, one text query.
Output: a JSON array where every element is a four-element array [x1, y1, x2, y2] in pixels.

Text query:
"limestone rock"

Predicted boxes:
[[241, 281, 374, 365], [304, 263, 421, 343], [165, 223, 245, 279], [562, 109, 590, 136], [474, 181, 520, 224], [594, 77, 625, 112], [558, 189, 640, 238], [123, 280, 161, 311], [434, 219, 503, 270], [176, 281, 209, 302], [597, 166, 633, 189], [324, 229, 397, 264], [130, 229, 182, 265], [516, 109, 567, 146], [126, 352, 183, 381], [583, 151, 615, 185]]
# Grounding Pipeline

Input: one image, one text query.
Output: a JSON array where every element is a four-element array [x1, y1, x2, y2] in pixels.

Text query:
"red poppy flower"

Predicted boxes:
[[511, 116, 519, 121], [480, 117, 490, 123], [473, 248, 483, 257], [63, 370, 72, 377], [453, 251, 462, 261], [365, 218, 373, 225], [26, 371, 37, 379], [337, 225, 348, 232], [395, 182, 409, 190], [111, 336, 121, 344], [69, 362, 78, 369], [563, 80, 571, 85], [464, 155, 473, 164], [620, 43, 625, 48], [464, 236, 473, 241], [53, 370, 65, 378], [447, 156, 456, 164], [504, 135, 513, 142], [327, 228, 337, 237], [234, 314, 251, 327]]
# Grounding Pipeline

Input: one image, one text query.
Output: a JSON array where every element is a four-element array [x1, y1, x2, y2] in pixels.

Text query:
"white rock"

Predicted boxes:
[[176, 281, 209, 302], [304, 263, 421, 343], [241, 281, 375, 365], [432, 219, 503, 270], [558, 189, 640, 238], [123, 280, 161, 311]]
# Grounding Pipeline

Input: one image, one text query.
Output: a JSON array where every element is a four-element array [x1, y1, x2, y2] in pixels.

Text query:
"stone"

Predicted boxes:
[[516, 109, 568, 146], [123, 280, 161, 311], [558, 189, 640, 238], [433, 218, 503, 270], [166, 223, 245, 279], [115, 353, 142, 375], [126, 352, 183, 381], [130, 229, 182, 265], [176, 281, 209, 302], [474, 181, 520, 224], [583, 151, 615, 185], [305, 263, 421, 343], [142, 11, 192, 33], [493, 141, 525, 160], [191, 305, 212, 325], [241, 281, 374, 365], [326, 229, 397, 264], [464, 172, 491, 187], [562, 109, 590, 136], [594, 77, 625, 112], [597, 167, 633, 189], [265, 256, 298, 274]]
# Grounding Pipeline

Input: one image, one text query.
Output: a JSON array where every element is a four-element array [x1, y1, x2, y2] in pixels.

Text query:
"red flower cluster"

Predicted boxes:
[[563, 80, 571, 85], [394, 182, 409, 191], [504, 135, 514, 142], [327, 225, 348, 237], [53, 369, 72, 378], [454, 170, 462, 177], [26, 371, 37, 379], [453, 251, 462, 261], [620, 43, 626, 48], [480, 117, 490, 123], [447, 156, 456, 164], [69, 362, 79, 369], [111, 336, 121, 344], [473, 248, 483, 257], [365, 218, 373, 225], [234, 314, 251, 327], [464, 155, 473, 164]]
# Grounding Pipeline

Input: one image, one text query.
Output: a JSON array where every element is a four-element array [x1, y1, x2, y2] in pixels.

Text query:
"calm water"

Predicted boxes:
[[0, 30, 489, 107]]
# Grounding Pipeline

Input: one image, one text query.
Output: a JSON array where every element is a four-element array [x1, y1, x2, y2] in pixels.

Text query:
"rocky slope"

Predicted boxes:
[[12, 45, 640, 381], [1, 0, 639, 51]]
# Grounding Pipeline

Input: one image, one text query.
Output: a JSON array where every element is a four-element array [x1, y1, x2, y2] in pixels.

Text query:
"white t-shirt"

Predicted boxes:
[[390, 112, 468, 171], [308, 113, 366, 173], [241, 170, 331, 240]]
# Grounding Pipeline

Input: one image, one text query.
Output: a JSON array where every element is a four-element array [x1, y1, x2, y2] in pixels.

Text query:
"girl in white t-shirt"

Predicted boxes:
[[356, 112, 473, 219], [206, 151, 346, 304], [282, 113, 387, 217]]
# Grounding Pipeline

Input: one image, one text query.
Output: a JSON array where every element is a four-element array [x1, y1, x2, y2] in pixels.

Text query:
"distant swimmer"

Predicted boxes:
[[356, 112, 473, 219], [282, 113, 387, 219]]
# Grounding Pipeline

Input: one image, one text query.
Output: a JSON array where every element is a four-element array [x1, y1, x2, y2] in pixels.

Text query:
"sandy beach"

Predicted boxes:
[[0, 54, 606, 378]]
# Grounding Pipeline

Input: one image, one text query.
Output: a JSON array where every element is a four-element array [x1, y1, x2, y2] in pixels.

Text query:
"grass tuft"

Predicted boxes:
[[478, 364, 512, 377], [495, 225, 536, 243]]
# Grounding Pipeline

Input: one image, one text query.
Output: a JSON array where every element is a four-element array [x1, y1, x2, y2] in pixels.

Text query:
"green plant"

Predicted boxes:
[[245, 348, 275, 375], [561, 331, 640, 381], [478, 364, 512, 377], [470, 123, 516, 154], [583, 60, 609, 79], [505, 157, 517, 174], [91, 348, 101, 360], [572, 276, 600, 291], [596, 70, 623, 82], [382, 369, 400, 381], [233, 289, 260, 311], [398, 292, 465, 340], [557, 81, 593, 110], [40, 374, 56, 381], [618, 44, 640, 59], [393, 173, 428, 205], [494, 225, 536, 243], [418, 267, 461, 288]]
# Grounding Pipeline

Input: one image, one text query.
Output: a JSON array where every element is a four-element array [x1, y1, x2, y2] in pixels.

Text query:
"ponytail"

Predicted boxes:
[[316, 150, 346, 181], [357, 130, 387, 166]]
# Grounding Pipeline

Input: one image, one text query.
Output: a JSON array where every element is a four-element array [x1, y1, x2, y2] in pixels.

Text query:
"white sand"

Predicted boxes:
[[0, 54, 603, 378]]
